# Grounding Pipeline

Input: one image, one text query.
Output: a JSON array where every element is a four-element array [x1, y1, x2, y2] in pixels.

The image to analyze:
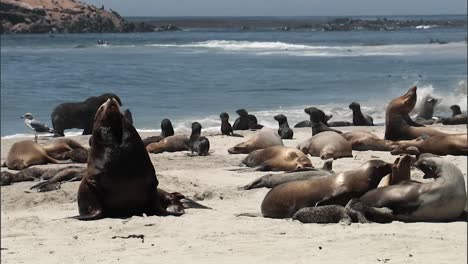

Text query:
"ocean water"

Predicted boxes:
[[1, 16, 467, 137]]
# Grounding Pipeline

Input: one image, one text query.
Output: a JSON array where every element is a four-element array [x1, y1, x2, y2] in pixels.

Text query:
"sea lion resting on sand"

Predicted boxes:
[[260, 159, 393, 218], [297, 131, 352, 159], [142, 118, 175, 147], [51, 93, 122, 136], [2, 141, 68, 170], [1, 166, 85, 188], [146, 135, 190, 154], [358, 154, 467, 222], [390, 133, 468, 156], [384, 86, 446, 141], [342, 131, 393, 151], [75, 98, 206, 220], [242, 146, 312, 172], [228, 128, 283, 154], [441, 105, 468, 125]]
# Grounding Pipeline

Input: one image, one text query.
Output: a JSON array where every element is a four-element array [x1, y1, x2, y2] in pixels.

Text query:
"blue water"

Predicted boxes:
[[1, 17, 467, 137]]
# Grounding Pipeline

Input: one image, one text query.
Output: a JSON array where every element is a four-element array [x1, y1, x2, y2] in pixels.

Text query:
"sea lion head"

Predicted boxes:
[[219, 112, 230, 120], [191, 122, 202, 135], [414, 153, 442, 179], [295, 155, 313, 170], [160, 119, 174, 138], [391, 154, 413, 183], [348, 102, 361, 111], [236, 109, 248, 117], [363, 160, 393, 187], [304, 107, 326, 123], [92, 98, 130, 147], [450, 105, 462, 116], [395, 86, 418, 114], [274, 114, 287, 124], [98, 93, 122, 106]]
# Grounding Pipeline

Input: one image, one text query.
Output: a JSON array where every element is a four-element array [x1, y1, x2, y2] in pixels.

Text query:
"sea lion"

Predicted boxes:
[[41, 138, 88, 163], [233, 109, 250, 130], [304, 107, 342, 135], [378, 154, 412, 187], [413, 96, 439, 125], [390, 133, 468, 156], [220, 112, 243, 137], [341, 131, 393, 151], [75, 98, 185, 220], [142, 119, 175, 147], [441, 105, 467, 125], [228, 128, 283, 154], [3, 141, 62, 170], [242, 146, 312, 171], [294, 109, 333, 128], [248, 115, 264, 130], [384, 86, 446, 141], [51, 93, 122, 136], [260, 159, 393, 218], [242, 160, 334, 190], [359, 154, 467, 222], [1, 166, 84, 187], [349, 102, 374, 126], [297, 131, 352, 159], [274, 114, 293, 139], [146, 135, 190, 154], [189, 122, 210, 156]]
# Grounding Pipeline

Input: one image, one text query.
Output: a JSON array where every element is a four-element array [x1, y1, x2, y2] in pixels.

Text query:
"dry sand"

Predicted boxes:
[[1, 125, 467, 264]]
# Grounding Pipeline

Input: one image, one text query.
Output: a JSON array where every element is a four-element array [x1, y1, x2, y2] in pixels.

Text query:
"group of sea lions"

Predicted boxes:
[[1, 85, 467, 224]]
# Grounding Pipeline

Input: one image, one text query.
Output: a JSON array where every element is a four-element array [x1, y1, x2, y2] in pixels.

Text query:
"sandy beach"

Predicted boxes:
[[1, 124, 467, 264]]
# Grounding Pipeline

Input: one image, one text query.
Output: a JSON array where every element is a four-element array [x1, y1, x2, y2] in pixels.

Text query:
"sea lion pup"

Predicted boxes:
[[1, 166, 84, 186], [248, 114, 264, 130], [233, 109, 250, 130], [441, 105, 468, 125], [189, 122, 210, 156], [359, 154, 467, 222], [75, 98, 186, 220], [242, 160, 334, 190], [260, 159, 393, 218], [146, 135, 190, 154], [297, 131, 352, 159], [3, 141, 63, 170], [219, 112, 243, 137], [304, 107, 342, 135], [228, 128, 283, 154], [349, 102, 374, 126], [342, 131, 393, 151], [294, 109, 333, 128], [413, 96, 439, 125], [242, 146, 312, 171], [123, 109, 133, 124], [390, 133, 468, 156], [274, 114, 293, 139], [51, 93, 122, 136], [142, 118, 175, 147], [378, 154, 413, 187], [384, 86, 446, 141]]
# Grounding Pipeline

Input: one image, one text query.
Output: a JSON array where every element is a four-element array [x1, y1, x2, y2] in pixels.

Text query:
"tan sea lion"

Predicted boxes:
[[359, 154, 467, 222], [260, 159, 393, 218], [146, 135, 190, 154], [297, 131, 352, 159], [384, 86, 447, 141], [228, 128, 283, 154], [342, 131, 393, 151], [75, 98, 186, 220], [378, 154, 413, 187], [242, 146, 313, 171], [42, 138, 88, 163], [3, 141, 62, 170], [390, 134, 468, 156]]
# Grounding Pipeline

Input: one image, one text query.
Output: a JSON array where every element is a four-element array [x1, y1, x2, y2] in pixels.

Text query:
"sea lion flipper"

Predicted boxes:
[[242, 177, 265, 190], [69, 210, 104, 221], [180, 198, 212, 209]]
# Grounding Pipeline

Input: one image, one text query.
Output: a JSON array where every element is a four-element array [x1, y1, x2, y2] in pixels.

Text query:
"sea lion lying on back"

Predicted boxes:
[[390, 134, 468, 156], [384, 86, 446, 141], [297, 131, 352, 159], [242, 146, 312, 171], [228, 128, 283, 154]]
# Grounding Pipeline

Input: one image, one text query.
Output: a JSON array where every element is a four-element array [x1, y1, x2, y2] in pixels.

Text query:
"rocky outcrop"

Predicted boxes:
[[0, 0, 181, 34]]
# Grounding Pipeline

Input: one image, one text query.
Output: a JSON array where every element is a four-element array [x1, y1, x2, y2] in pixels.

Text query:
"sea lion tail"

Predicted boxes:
[[180, 197, 212, 209]]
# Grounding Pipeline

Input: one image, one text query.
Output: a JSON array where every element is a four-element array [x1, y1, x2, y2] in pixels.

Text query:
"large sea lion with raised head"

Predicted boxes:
[[297, 131, 352, 159], [349, 102, 374, 126], [384, 86, 446, 141], [260, 159, 393, 218], [242, 146, 312, 171], [274, 114, 293, 139], [75, 98, 186, 220], [228, 128, 283, 154], [51, 93, 122, 136], [359, 154, 467, 222]]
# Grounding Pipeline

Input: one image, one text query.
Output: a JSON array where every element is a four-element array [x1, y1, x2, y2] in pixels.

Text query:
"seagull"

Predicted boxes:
[[21, 113, 54, 143]]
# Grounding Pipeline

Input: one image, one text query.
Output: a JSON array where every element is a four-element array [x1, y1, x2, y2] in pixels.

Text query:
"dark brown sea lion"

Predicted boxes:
[[304, 107, 342, 135], [359, 154, 467, 222], [75, 98, 184, 220], [146, 135, 190, 154], [220, 112, 244, 137], [242, 146, 312, 171], [349, 102, 374, 126], [390, 133, 468, 156], [51, 93, 122, 136], [294, 113, 333, 128], [189, 122, 210, 156], [233, 109, 250, 130], [242, 160, 334, 190], [142, 118, 175, 147], [384, 86, 446, 141], [274, 114, 293, 139], [441, 105, 467, 125], [228, 128, 283, 154], [342, 131, 393, 151], [297, 131, 352, 159], [3, 141, 62, 170], [260, 159, 393, 218], [247, 114, 264, 130], [450, 105, 463, 116], [1, 165, 84, 187]]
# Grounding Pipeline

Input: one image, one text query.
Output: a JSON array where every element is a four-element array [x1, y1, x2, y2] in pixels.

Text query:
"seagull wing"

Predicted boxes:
[[29, 120, 53, 133]]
